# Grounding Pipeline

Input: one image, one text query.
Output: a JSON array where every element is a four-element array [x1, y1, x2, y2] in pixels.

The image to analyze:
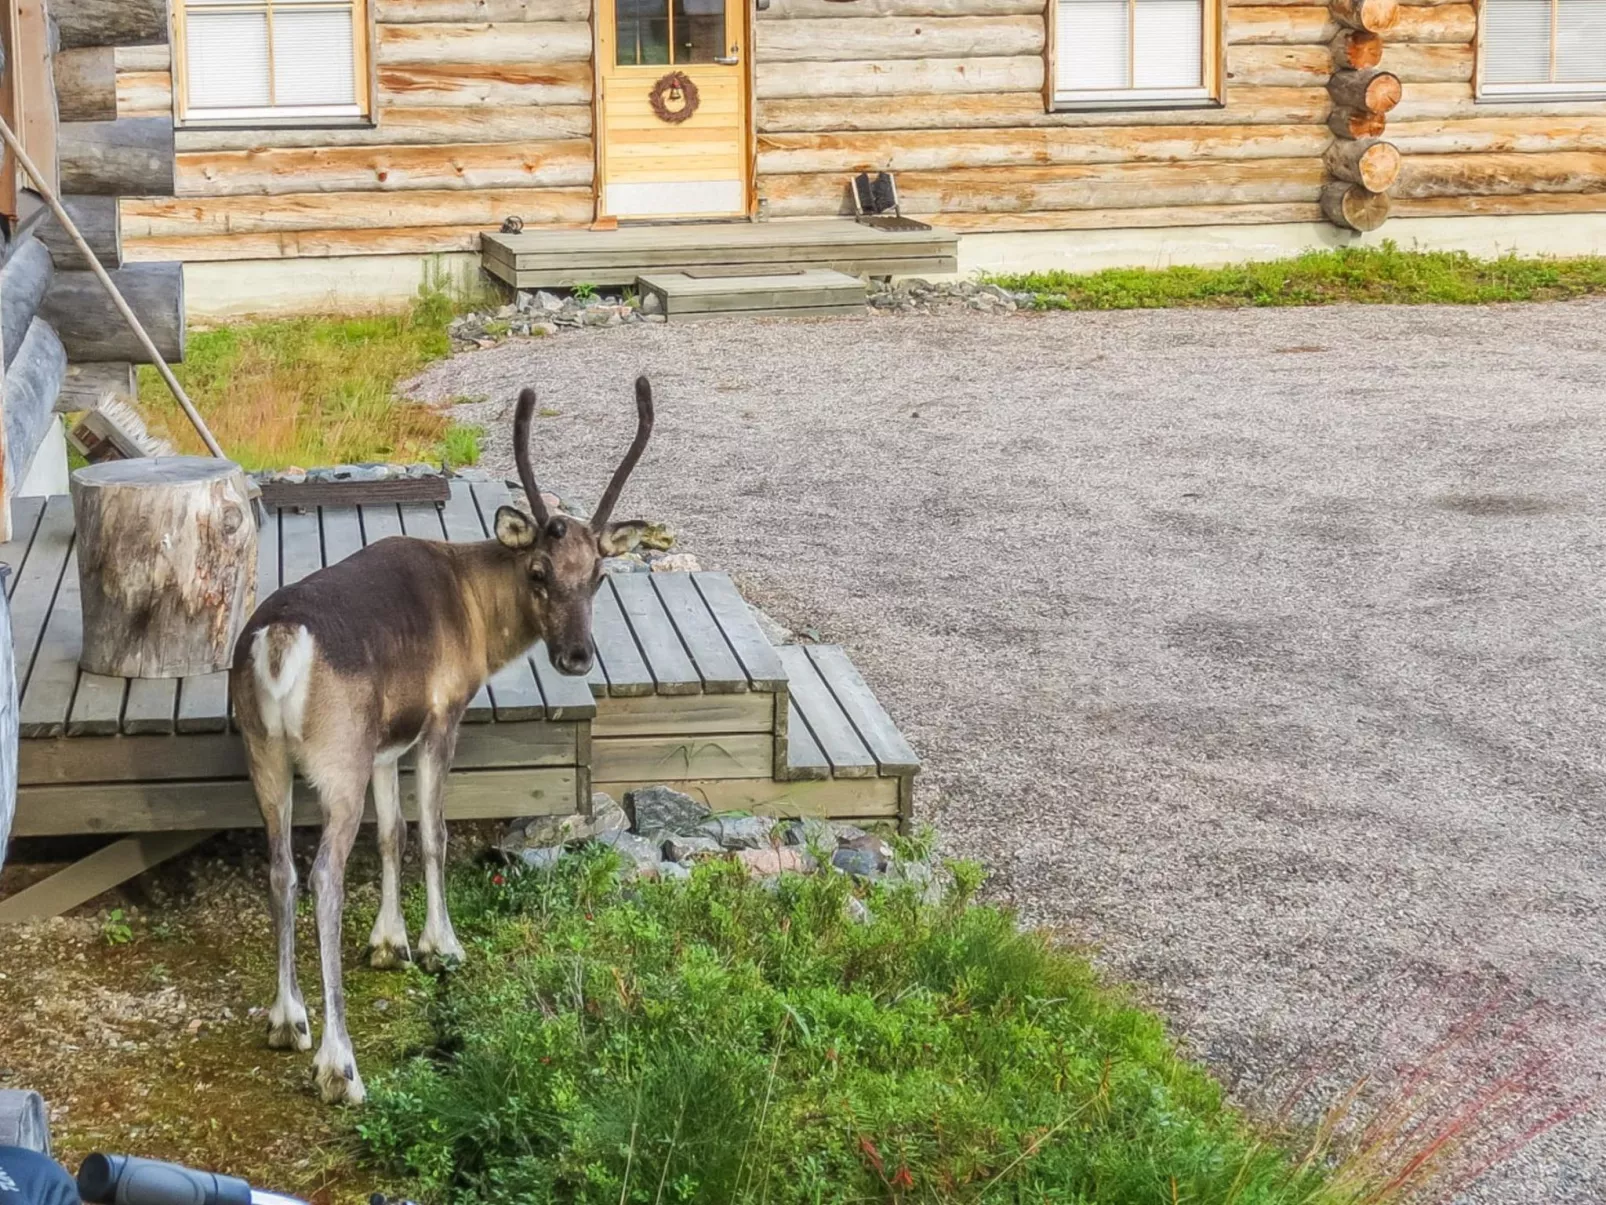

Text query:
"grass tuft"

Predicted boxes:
[[993, 244, 1606, 311]]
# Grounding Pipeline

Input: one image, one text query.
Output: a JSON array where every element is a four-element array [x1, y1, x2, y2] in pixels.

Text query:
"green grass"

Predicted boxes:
[[994, 244, 1606, 311], [356, 851, 1369, 1205], [442, 422, 484, 467], [136, 285, 464, 471]]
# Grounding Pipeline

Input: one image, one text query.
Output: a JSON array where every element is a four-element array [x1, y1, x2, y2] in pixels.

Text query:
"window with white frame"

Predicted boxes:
[[1480, 0, 1606, 96], [174, 0, 370, 123], [1053, 0, 1217, 107]]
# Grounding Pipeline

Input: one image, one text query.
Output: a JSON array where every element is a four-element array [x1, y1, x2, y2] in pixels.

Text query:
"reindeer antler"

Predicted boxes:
[[513, 387, 552, 527], [591, 376, 655, 531]]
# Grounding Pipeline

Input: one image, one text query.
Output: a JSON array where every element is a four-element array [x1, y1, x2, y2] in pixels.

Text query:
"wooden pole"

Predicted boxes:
[[0, 113, 224, 459]]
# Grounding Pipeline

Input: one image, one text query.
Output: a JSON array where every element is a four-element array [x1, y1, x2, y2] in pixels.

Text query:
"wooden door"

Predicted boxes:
[[595, 0, 749, 220]]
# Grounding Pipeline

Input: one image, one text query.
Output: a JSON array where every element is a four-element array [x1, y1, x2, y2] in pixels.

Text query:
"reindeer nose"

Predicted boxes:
[[553, 645, 593, 676]]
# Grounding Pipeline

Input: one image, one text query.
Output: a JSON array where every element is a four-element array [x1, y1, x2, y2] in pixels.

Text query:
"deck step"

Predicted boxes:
[[637, 269, 865, 321]]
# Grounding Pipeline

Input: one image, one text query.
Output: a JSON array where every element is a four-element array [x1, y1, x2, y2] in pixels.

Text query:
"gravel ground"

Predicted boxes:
[[411, 302, 1606, 1202]]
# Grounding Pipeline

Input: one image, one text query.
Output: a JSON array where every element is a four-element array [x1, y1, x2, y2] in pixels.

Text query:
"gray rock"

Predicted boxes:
[[832, 824, 867, 845], [696, 814, 776, 850], [640, 291, 664, 315], [602, 555, 648, 574], [518, 846, 564, 871], [530, 321, 558, 337], [658, 860, 691, 882], [643, 313, 667, 324], [840, 832, 895, 871], [589, 793, 630, 837], [534, 289, 564, 312], [662, 834, 723, 863], [583, 309, 615, 328], [596, 830, 663, 872], [496, 303, 516, 318], [780, 817, 833, 850], [831, 847, 882, 879], [845, 896, 873, 925], [626, 785, 710, 836]]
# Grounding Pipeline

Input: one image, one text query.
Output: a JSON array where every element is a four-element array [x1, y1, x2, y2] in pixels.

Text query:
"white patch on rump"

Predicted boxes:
[[251, 624, 315, 742]]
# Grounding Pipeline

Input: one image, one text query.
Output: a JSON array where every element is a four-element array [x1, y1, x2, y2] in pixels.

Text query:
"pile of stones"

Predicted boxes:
[[449, 288, 666, 349], [496, 784, 941, 909], [867, 279, 1036, 315], [254, 462, 446, 486]]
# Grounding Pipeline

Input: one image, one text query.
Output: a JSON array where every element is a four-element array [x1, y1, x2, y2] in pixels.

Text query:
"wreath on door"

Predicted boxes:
[[648, 71, 700, 124]]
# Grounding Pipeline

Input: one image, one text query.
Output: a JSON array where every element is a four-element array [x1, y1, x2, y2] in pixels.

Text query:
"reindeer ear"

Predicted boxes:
[[598, 519, 648, 556], [495, 505, 539, 550]]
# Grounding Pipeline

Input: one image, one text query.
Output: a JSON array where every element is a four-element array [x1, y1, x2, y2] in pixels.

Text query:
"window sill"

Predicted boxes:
[[1475, 88, 1606, 104], [1051, 96, 1222, 114]]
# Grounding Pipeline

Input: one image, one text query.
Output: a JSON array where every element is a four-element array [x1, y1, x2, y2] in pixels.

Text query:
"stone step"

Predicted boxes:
[[636, 268, 866, 321]]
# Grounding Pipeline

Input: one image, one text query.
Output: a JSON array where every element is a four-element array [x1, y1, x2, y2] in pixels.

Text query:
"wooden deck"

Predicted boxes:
[[0, 482, 917, 919], [480, 219, 958, 290]]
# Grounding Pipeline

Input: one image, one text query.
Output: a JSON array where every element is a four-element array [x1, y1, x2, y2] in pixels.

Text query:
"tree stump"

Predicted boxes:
[[71, 457, 256, 678]]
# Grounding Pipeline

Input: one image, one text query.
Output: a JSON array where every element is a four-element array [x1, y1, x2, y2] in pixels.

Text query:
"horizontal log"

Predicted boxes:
[[57, 361, 135, 413], [1392, 4, 1475, 42], [120, 187, 595, 237], [760, 159, 1327, 216], [1324, 137, 1401, 190], [1394, 151, 1606, 198], [1390, 193, 1606, 218], [1328, 106, 1387, 139], [124, 226, 498, 262], [378, 62, 593, 106], [1331, 30, 1382, 71], [175, 105, 591, 150], [1331, 0, 1398, 32], [1227, 6, 1335, 42], [117, 70, 172, 118], [376, 22, 593, 65], [1386, 117, 1606, 155], [1327, 67, 1402, 112], [1320, 181, 1390, 230], [758, 56, 1043, 98], [36, 194, 121, 269], [376, 0, 591, 18], [756, 125, 1331, 173], [4, 320, 67, 488], [53, 0, 166, 49], [766, 0, 1041, 13], [40, 263, 184, 363], [757, 86, 1331, 130], [924, 202, 1325, 230], [59, 117, 175, 195], [55, 47, 117, 122], [1392, 82, 1606, 121], [1229, 42, 1467, 86], [756, 15, 1043, 60], [114, 45, 169, 72], [1, 238, 53, 371], [176, 139, 593, 196]]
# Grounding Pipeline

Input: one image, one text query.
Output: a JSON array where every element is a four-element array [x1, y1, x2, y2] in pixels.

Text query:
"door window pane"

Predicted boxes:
[[674, 0, 726, 62], [618, 0, 670, 64]]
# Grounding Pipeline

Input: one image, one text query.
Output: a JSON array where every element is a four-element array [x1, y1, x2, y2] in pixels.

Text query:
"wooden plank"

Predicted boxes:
[[260, 477, 447, 510], [175, 672, 226, 733], [757, 56, 1043, 99], [0, 496, 46, 591], [530, 646, 598, 719], [776, 644, 876, 779], [278, 508, 321, 584], [692, 572, 788, 691], [360, 502, 405, 544], [650, 572, 751, 692], [67, 670, 125, 736], [784, 701, 830, 780], [176, 139, 594, 197], [120, 188, 596, 237], [121, 676, 176, 734], [806, 644, 918, 775], [12, 766, 581, 836], [592, 691, 773, 737], [174, 105, 591, 151], [432, 480, 495, 721], [757, 15, 1042, 60], [765, 0, 1042, 15], [608, 574, 701, 696], [378, 62, 594, 107], [594, 774, 900, 818], [376, 22, 594, 65], [20, 551, 84, 738], [591, 575, 654, 697], [125, 226, 503, 262], [9, 496, 75, 691], [591, 732, 774, 781], [116, 69, 171, 118], [320, 505, 365, 567], [0, 830, 214, 922], [377, 0, 592, 22]]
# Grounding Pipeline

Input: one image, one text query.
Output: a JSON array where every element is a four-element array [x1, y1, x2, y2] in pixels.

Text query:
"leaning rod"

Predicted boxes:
[[0, 115, 227, 460]]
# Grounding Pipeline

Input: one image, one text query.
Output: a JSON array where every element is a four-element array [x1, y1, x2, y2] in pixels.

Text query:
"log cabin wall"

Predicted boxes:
[[85, 0, 1606, 278], [116, 0, 596, 265]]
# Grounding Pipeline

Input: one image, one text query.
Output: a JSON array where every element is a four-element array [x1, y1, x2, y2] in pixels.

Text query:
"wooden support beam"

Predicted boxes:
[[2, 317, 66, 486], [58, 116, 175, 195], [35, 193, 121, 268], [54, 45, 117, 122], [0, 235, 52, 371], [40, 261, 184, 362], [0, 829, 213, 923], [51, 0, 168, 50]]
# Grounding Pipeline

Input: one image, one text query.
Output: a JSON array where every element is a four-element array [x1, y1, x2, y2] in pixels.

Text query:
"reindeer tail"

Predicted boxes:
[[250, 624, 315, 739]]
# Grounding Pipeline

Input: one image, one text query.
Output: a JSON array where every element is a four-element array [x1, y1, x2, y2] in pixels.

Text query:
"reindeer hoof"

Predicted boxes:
[[368, 939, 412, 971], [417, 947, 463, 974], [266, 1005, 312, 1052], [314, 1057, 366, 1106]]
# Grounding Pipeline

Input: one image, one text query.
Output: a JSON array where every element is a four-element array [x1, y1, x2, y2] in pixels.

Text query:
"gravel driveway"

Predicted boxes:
[[411, 301, 1606, 1202]]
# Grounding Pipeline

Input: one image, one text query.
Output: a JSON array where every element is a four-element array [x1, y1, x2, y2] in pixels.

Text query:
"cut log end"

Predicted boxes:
[[1325, 138, 1403, 193], [1332, 0, 1400, 33], [1321, 182, 1392, 231], [1327, 107, 1388, 141], [1327, 68, 1402, 116], [1330, 29, 1383, 72]]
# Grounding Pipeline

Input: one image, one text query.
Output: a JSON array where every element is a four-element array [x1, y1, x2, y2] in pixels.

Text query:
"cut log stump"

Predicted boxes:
[[1328, 107, 1388, 141], [1331, 30, 1383, 71], [70, 457, 257, 678], [1327, 68, 1402, 115], [1324, 138, 1403, 192], [1321, 181, 1392, 231]]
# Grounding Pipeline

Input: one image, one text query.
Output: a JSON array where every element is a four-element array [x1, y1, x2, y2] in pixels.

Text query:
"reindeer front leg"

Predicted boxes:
[[415, 715, 466, 973], [368, 757, 411, 969]]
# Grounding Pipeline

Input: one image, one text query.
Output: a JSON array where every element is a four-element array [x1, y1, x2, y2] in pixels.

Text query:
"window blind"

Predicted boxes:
[[1557, 0, 1606, 83], [183, 1, 362, 116], [1057, 0, 1205, 96], [1483, 0, 1606, 89]]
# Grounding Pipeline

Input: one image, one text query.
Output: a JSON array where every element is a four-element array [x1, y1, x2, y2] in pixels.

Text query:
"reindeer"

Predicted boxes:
[[230, 378, 653, 1104]]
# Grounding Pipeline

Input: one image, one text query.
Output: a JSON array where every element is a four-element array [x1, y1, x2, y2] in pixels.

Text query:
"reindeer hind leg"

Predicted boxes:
[[368, 756, 411, 970], [305, 753, 371, 1105], [248, 735, 311, 1052]]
